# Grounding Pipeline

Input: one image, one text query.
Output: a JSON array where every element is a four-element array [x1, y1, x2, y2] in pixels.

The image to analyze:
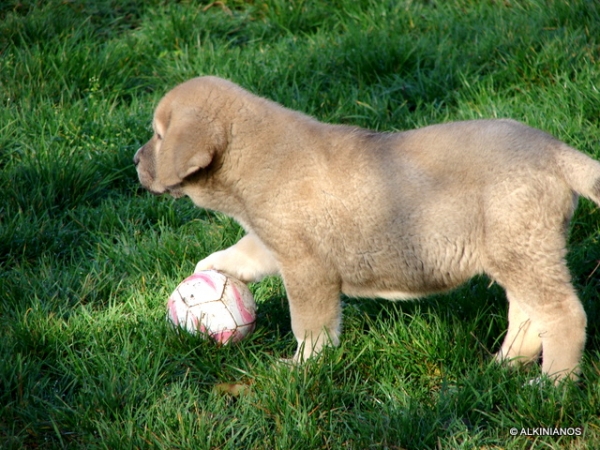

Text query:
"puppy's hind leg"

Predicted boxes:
[[495, 293, 542, 366], [491, 270, 587, 383], [195, 233, 279, 283], [484, 181, 586, 383], [535, 286, 587, 382]]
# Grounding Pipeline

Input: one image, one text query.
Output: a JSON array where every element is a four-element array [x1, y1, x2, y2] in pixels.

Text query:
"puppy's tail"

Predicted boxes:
[[555, 144, 600, 206]]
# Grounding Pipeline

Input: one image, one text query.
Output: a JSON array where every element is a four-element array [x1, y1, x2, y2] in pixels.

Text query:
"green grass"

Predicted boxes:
[[1, 0, 600, 448]]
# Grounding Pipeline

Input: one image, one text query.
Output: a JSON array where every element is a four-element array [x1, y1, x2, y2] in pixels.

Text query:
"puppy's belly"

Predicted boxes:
[[338, 247, 479, 300], [341, 284, 425, 301], [341, 276, 469, 300]]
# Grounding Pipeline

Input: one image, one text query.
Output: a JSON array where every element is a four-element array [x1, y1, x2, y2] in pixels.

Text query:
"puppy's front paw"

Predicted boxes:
[[194, 250, 261, 283], [194, 255, 215, 272], [195, 250, 233, 275], [195, 235, 279, 283]]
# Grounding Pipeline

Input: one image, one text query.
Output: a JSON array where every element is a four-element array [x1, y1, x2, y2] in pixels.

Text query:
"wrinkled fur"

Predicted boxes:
[[135, 76, 600, 382]]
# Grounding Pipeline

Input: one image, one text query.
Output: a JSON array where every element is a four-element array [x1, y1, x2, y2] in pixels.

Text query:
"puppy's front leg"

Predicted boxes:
[[195, 233, 279, 283], [281, 267, 342, 362]]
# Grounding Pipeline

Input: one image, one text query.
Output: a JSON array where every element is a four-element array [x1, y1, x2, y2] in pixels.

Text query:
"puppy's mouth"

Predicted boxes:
[[164, 183, 185, 199], [140, 182, 184, 199], [166, 187, 185, 199], [136, 169, 184, 198]]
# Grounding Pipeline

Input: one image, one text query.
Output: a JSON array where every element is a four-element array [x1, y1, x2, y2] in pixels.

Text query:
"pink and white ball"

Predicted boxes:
[[167, 270, 256, 344]]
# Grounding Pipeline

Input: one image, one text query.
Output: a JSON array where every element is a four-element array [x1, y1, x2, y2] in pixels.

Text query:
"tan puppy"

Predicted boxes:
[[135, 76, 600, 382]]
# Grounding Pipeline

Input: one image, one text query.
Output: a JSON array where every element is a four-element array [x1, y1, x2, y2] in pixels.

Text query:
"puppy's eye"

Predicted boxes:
[[156, 133, 163, 141]]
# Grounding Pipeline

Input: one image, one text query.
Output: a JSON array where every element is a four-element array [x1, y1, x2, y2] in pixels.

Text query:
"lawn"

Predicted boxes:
[[1, 0, 600, 448]]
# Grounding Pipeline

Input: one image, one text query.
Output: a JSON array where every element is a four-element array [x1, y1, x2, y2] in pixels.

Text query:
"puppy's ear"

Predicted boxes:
[[157, 113, 227, 187]]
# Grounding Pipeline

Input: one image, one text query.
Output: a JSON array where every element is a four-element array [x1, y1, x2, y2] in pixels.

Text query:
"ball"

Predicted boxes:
[[166, 270, 256, 344]]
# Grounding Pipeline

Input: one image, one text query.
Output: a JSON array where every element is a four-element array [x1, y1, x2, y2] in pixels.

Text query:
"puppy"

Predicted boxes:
[[135, 76, 600, 382]]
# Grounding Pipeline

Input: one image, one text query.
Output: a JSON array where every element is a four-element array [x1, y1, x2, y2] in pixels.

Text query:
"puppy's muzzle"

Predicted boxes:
[[133, 148, 142, 166]]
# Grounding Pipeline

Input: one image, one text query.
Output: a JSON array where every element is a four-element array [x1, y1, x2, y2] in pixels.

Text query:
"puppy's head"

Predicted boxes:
[[134, 77, 229, 197]]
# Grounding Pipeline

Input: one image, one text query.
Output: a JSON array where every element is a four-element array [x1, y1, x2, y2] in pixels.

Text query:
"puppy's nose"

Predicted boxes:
[[133, 148, 141, 166]]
